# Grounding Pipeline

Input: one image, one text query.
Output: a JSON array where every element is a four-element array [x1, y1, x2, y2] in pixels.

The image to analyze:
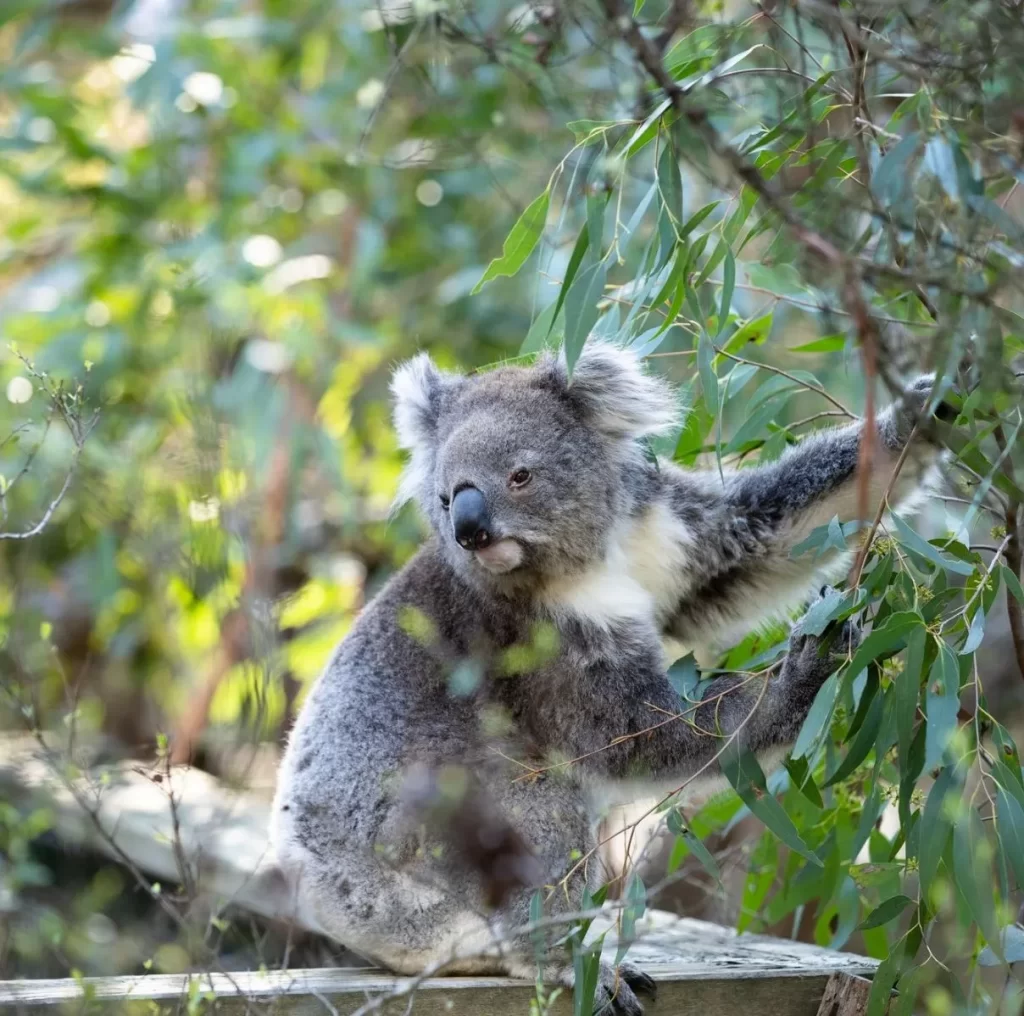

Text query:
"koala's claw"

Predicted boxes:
[[621, 962, 657, 998], [901, 373, 959, 425], [787, 586, 862, 688], [587, 961, 653, 1015]]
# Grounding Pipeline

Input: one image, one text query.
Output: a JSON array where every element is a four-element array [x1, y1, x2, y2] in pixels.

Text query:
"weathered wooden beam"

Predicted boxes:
[[814, 971, 878, 1016], [0, 910, 880, 1016], [1, 962, 873, 1016]]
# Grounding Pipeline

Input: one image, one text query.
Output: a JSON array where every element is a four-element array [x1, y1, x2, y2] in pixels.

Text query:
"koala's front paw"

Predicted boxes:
[[893, 374, 959, 443], [788, 586, 862, 685]]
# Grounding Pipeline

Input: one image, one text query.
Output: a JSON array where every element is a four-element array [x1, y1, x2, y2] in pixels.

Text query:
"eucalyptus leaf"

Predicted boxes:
[[857, 894, 913, 931], [474, 189, 549, 292]]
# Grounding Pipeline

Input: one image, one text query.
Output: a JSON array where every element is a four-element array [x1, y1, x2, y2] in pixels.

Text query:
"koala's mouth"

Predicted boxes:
[[473, 538, 524, 574]]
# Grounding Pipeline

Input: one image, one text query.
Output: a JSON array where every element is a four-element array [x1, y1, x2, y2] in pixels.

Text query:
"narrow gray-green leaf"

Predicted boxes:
[[546, 223, 590, 339], [962, 607, 986, 655], [871, 131, 921, 208], [698, 330, 718, 417], [857, 894, 913, 931], [889, 511, 974, 575], [718, 249, 735, 335], [954, 807, 1001, 958], [897, 626, 926, 770], [844, 611, 923, 677], [563, 260, 607, 376], [474, 189, 550, 293], [919, 766, 956, 898]]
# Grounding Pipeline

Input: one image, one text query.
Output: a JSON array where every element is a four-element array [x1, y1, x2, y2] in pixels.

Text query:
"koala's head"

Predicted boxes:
[[390, 343, 677, 594]]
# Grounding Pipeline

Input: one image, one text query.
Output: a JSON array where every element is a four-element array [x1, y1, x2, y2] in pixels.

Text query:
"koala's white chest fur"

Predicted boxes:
[[539, 501, 694, 629]]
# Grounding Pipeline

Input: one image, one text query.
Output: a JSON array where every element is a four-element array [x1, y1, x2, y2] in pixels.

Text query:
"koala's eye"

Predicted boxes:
[[439, 493, 451, 510], [509, 469, 532, 488]]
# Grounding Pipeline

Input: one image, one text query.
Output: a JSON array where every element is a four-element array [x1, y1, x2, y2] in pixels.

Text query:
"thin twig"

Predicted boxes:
[[712, 344, 856, 417]]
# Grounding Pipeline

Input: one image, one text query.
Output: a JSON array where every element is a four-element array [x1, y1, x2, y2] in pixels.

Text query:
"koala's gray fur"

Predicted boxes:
[[272, 344, 941, 1014]]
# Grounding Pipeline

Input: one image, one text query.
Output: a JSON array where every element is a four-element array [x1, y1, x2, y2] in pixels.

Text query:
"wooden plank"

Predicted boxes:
[[0, 965, 853, 1016], [0, 913, 878, 1016], [814, 972, 876, 1016]]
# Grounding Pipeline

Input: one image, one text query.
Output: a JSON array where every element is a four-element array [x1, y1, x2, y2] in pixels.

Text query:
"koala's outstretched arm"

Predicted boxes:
[[660, 378, 946, 646], [563, 609, 858, 789]]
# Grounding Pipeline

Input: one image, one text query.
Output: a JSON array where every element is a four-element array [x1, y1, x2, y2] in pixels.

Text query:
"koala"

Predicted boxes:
[[272, 343, 944, 1014]]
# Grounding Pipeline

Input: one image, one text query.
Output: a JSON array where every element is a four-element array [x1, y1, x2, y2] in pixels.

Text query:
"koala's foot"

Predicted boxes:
[[581, 960, 656, 1016]]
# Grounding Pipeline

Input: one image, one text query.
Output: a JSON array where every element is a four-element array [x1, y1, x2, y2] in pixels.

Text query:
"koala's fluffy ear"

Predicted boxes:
[[559, 342, 678, 440], [390, 353, 462, 505]]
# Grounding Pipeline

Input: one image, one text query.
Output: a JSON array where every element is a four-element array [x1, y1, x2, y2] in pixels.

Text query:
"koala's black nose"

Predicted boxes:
[[451, 487, 492, 551]]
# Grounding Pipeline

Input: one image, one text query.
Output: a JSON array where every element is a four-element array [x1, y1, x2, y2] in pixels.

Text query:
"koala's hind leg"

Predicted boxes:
[[481, 776, 656, 1015], [288, 775, 654, 1013], [283, 849, 503, 975]]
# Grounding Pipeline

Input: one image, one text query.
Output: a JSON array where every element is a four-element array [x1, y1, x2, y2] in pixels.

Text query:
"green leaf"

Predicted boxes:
[[520, 300, 560, 355], [1002, 565, 1024, 607], [997, 786, 1024, 892], [868, 923, 922, 1015], [572, 938, 602, 1016], [797, 587, 852, 637], [824, 688, 884, 786], [857, 894, 913, 931], [962, 607, 986, 655], [667, 653, 700, 700], [851, 779, 884, 861], [738, 832, 777, 933], [783, 756, 823, 808], [666, 809, 722, 885], [844, 611, 923, 677], [788, 334, 846, 354], [563, 260, 607, 375], [649, 243, 688, 316], [546, 223, 590, 339], [678, 200, 719, 240], [889, 511, 974, 575], [924, 641, 960, 772], [614, 872, 646, 964], [941, 426, 1024, 502], [625, 98, 673, 157], [919, 767, 957, 899], [698, 330, 718, 418], [792, 674, 839, 760], [722, 310, 773, 353], [656, 142, 683, 264], [954, 807, 1001, 957], [473, 189, 550, 293], [722, 745, 822, 865], [967, 194, 1024, 243], [717, 250, 735, 336], [694, 237, 728, 290], [871, 131, 921, 208], [530, 888, 546, 966], [896, 625, 926, 771], [922, 135, 960, 200]]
